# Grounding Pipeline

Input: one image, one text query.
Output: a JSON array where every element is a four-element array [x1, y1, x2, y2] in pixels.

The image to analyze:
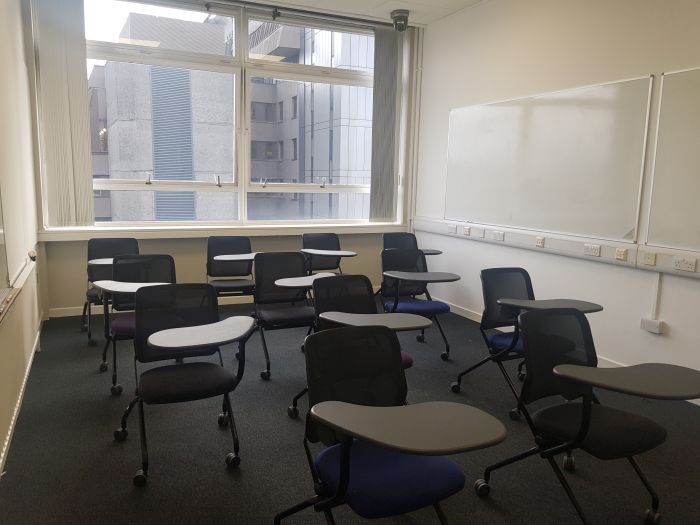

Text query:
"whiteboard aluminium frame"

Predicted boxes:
[[443, 75, 654, 244]]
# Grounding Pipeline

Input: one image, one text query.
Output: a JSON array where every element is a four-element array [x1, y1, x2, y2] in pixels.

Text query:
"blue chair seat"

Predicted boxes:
[[315, 440, 465, 519], [488, 332, 523, 353], [383, 298, 450, 316]]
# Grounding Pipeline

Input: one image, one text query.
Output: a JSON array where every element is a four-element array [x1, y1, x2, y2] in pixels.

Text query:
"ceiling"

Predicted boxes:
[[246, 0, 483, 26]]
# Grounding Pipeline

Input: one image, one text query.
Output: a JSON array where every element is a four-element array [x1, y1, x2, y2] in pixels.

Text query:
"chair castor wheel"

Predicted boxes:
[[563, 454, 575, 472], [218, 413, 229, 427], [226, 453, 241, 468], [508, 408, 521, 421], [440, 352, 449, 361], [518, 371, 526, 381], [133, 469, 148, 486], [260, 370, 271, 381], [474, 479, 490, 498], [113, 428, 128, 441], [99, 362, 108, 373], [287, 406, 299, 419], [450, 382, 461, 394], [111, 384, 123, 396], [644, 509, 661, 525], [416, 334, 425, 343]]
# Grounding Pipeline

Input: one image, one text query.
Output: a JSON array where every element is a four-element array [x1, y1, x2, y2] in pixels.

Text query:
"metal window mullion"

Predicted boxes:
[[247, 184, 369, 194], [93, 180, 237, 192], [238, 10, 249, 222]]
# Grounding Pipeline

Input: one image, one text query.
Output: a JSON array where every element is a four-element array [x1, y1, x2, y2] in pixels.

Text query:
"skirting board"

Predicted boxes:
[[1, 327, 41, 475]]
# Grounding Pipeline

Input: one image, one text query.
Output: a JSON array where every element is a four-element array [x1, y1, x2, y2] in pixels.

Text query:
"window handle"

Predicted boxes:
[[262, 178, 268, 188], [146, 174, 152, 185], [216, 176, 222, 188], [320, 177, 326, 188]]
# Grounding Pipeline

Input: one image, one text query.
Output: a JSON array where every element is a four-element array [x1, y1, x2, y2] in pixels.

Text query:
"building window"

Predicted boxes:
[[46, 0, 404, 225]]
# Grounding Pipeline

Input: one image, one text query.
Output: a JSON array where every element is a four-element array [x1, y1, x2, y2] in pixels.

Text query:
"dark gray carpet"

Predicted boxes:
[[1, 308, 699, 524]]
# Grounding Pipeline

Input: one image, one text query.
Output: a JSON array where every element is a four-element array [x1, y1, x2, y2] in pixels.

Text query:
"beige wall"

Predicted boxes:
[[0, 0, 43, 471], [415, 0, 700, 370], [44, 233, 384, 316]]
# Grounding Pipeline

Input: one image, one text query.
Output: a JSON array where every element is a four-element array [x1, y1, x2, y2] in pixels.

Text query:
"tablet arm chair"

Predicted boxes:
[[381, 248, 451, 360], [474, 309, 666, 525], [382, 232, 418, 250], [274, 326, 465, 524], [82, 237, 139, 345], [287, 274, 414, 419], [451, 267, 533, 419], [113, 284, 254, 485], [100, 254, 175, 396], [303, 233, 343, 274], [206, 236, 255, 297], [253, 252, 315, 381]]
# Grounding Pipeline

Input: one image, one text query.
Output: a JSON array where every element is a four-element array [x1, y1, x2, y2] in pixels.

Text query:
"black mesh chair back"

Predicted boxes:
[[134, 284, 219, 363], [480, 267, 535, 330], [313, 275, 377, 330], [304, 326, 407, 444], [519, 308, 597, 405], [380, 248, 427, 298], [383, 232, 418, 250], [254, 252, 308, 305], [207, 236, 253, 278], [87, 237, 139, 282], [303, 233, 342, 272], [112, 254, 176, 311]]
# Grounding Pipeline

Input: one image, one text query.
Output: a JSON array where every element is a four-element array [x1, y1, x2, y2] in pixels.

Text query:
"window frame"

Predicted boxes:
[[78, 1, 400, 228]]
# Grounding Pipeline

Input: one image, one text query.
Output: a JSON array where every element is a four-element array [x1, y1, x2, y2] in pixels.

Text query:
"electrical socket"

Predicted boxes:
[[463, 226, 471, 236], [640, 317, 665, 334], [492, 231, 504, 241], [477, 228, 485, 238], [447, 224, 458, 234], [535, 237, 545, 248], [615, 248, 628, 261], [673, 256, 696, 272], [584, 243, 601, 257], [643, 252, 657, 266]]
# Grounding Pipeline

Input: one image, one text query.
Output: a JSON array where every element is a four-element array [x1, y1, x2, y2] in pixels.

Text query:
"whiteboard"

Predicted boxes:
[[647, 68, 700, 251], [445, 78, 652, 240]]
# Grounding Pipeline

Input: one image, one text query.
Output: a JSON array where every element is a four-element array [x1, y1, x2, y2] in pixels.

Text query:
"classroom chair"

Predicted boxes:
[[253, 252, 315, 381], [100, 254, 175, 396], [112, 284, 251, 485], [82, 237, 139, 345], [450, 267, 531, 419], [274, 326, 465, 524], [380, 248, 451, 360], [474, 308, 665, 525], [302, 232, 343, 274], [206, 236, 255, 297], [383, 231, 418, 250]]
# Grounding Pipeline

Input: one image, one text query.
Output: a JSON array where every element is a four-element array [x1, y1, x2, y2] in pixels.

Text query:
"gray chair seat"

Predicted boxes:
[[209, 279, 255, 294], [532, 402, 667, 460], [139, 362, 238, 404], [257, 305, 315, 328]]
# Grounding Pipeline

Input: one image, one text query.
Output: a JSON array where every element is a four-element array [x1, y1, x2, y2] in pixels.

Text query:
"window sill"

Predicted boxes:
[[37, 222, 408, 242]]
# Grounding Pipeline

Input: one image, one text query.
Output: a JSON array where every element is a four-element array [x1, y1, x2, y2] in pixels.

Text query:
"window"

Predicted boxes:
[[36, 0, 406, 226]]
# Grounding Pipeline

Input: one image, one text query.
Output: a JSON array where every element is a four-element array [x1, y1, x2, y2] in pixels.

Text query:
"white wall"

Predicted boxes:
[[415, 0, 700, 368], [0, 0, 43, 471]]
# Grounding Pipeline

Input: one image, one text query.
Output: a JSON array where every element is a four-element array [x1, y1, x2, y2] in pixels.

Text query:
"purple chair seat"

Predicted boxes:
[[110, 313, 135, 337], [315, 439, 465, 519], [488, 332, 524, 354]]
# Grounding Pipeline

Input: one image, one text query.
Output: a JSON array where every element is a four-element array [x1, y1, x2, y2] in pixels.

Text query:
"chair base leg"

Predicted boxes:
[[434, 503, 449, 525], [452, 354, 493, 392], [133, 399, 149, 486], [288, 387, 308, 419], [274, 495, 324, 524], [628, 456, 660, 513], [110, 339, 122, 396], [224, 393, 240, 468], [259, 328, 271, 381], [433, 315, 450, 360], [113, 396, 139, 441], [546, 456, 590, 525]]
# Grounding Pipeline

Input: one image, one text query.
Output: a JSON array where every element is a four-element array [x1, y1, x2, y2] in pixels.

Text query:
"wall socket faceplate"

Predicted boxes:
[[463, 226, 471, 236], [492, 230, 504, 241], [535, 236, 545, 248], [643, 252, 657, 266], [584, 243, 601, 257], [673, 256, 697, 272], [615, 248, 628, 261]]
